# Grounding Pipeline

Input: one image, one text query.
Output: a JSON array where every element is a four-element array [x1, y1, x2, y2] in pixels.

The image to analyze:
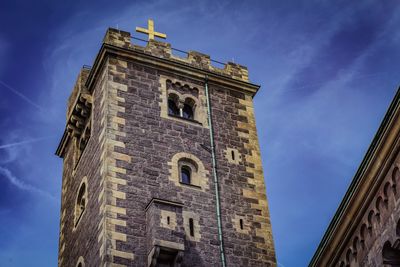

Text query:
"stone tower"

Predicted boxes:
[[56, 21, 276, 267]]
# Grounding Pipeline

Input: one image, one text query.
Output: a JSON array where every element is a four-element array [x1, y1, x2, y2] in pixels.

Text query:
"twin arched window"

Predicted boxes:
[[168, 94, 195, 120]]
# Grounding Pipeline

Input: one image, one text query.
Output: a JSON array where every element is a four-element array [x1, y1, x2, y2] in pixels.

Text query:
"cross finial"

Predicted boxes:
[[136, 19, 167, 41]]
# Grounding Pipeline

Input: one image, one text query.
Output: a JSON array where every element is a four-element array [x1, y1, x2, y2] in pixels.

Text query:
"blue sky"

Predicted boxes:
[[0, 0, 399, 266]]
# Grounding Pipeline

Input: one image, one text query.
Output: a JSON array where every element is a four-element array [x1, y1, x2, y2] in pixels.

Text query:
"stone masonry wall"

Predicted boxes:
[[58, 27, 276, 267], [58, 67, 105, 267], [106, 56, 220, 266], [210, 85, 276, 265], [102, 52, 276, 266]]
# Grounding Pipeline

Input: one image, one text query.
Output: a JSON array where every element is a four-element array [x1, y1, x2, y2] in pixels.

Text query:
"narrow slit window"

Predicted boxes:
[[167, 216, 170, 225], [231, 150, 235, 161], [189, 218, 194, 237], [240, 219, 244, 230]]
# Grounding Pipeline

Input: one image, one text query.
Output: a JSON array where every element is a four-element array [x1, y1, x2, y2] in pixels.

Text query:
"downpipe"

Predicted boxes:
[[204, 75, 227, 267]]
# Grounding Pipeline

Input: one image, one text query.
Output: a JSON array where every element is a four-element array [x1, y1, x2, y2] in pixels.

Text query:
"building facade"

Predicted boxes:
[[56, 24, 276, 267], [310, 88, 400, 266]]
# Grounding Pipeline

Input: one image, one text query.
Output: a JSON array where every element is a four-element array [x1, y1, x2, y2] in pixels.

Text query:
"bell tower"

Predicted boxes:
[[56, 20, 276, 266]]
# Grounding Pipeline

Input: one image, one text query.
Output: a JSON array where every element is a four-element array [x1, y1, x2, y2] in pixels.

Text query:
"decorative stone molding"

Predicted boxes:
[[337, 160, 400, 266], [159, 75, 208, 127]]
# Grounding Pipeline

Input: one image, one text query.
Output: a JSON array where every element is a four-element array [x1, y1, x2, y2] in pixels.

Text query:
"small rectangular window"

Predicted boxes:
[[189, 218, 194, 237]]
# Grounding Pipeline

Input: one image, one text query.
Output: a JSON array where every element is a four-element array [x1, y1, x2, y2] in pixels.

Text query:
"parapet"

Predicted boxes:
[[103, 28, 250, 82]]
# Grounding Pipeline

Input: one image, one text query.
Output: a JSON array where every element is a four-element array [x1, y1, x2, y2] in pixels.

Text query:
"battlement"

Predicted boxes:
[[103, 28, 249, 82]]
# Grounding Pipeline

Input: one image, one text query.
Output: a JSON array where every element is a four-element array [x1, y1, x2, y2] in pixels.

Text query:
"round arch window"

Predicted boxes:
[[168, 98, 180, 116], [181, 166, 191, 184], [182, 104, 194, 120]]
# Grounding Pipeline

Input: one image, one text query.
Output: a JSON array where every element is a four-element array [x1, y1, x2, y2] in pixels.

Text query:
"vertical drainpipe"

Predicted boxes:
[[205, 75, 227, 267]]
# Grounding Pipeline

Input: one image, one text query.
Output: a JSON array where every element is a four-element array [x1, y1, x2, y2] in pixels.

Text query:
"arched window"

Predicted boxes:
[[170, 153, 207, 190], [168, 98, 180, 116], [182, 103, 194, 120], [75, 180, 87, 227], [181, 166, 191, 184], [76, 256, 85, 267], [382, 241, 400, 265], [167, 93, 197, 121]]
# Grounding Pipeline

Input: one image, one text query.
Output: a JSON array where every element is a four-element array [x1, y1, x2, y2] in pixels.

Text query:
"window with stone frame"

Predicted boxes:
[[74, 179, 88, 228], [178, 158, 198, 187], [76, 256, 85, 267], [166, 80, 199, 122], [169, 152, 209, 191]]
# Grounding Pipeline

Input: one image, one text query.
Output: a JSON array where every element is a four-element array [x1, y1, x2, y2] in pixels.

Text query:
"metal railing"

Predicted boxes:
[[131, 36, 226, 67]]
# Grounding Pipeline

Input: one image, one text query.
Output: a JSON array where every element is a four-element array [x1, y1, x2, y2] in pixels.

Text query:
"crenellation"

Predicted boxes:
[[102, 28, 251, 83]]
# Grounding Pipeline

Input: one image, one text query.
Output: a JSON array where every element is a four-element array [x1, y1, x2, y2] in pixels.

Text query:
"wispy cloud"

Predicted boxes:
[[0, 136, 55, 150], [0, 167, 55, 200], [0, 80, 43, 111]]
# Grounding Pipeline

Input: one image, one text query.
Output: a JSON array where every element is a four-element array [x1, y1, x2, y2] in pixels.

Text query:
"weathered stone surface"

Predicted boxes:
[[56, 27, 276, 267]]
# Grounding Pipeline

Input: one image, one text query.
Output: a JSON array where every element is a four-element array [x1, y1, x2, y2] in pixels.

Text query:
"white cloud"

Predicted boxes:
[[0, 166, 55, 200]]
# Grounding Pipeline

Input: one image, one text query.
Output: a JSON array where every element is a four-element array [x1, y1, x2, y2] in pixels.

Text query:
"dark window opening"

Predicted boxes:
[[240, 219, 244, 230], [397, 219, 400, 236], [167, 216, 170, 225], [383, 240, 400, 265], [75, 183, 86, 226], [168, 99, 179, 116], [77, 264, 83, 267], [182, 104, 194, 120], [231, 150, 235, 161], [181, 166, 191, 184], [189, 218, 194, 237]]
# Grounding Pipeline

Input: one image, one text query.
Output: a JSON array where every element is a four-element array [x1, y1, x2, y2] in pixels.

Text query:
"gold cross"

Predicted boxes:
[[136, 19, 167, 41]]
